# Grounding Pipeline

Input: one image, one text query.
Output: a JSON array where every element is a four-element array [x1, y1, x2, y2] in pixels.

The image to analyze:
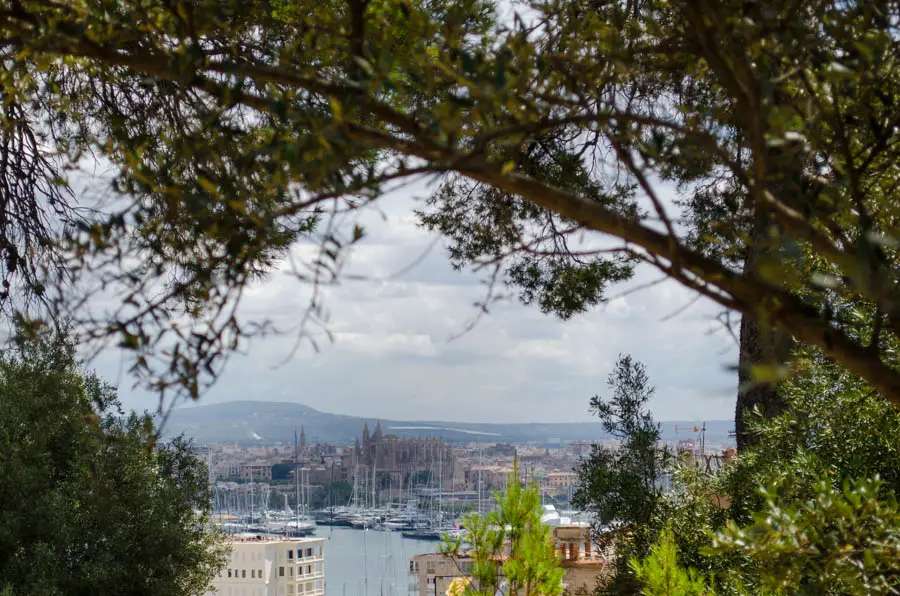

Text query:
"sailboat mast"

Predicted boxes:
[[372, 443, 377, 510], [295, 428, 300, 533], [329, 458, 336, 522], [438, 444, 443, 526]]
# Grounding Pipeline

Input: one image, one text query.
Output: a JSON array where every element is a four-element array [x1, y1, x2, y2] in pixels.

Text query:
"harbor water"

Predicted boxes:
[[321, 527, 438, 596]]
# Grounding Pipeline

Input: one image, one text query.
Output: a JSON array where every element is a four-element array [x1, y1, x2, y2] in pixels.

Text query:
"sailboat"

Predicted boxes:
[[281, 429, 316, 536], [402, 448, 456, 540]]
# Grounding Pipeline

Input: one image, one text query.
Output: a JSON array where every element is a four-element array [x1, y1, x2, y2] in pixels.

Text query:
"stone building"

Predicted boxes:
[[542, 470, 578, 497], [240, 462, 273, 481], [341, 422, 455, 488], [462, 465, 514, 492]]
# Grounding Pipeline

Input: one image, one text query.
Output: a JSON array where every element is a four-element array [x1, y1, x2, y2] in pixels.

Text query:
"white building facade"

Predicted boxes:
[[207, 535, 325, 596]]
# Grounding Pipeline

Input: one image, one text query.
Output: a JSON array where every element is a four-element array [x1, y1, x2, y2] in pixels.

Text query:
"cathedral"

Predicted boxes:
[[341, 422, 455, 488]]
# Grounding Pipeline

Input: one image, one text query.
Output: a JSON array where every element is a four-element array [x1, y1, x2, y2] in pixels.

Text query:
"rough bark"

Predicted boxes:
[[735, 315, 792, 449], [735, 144, 799, 450]]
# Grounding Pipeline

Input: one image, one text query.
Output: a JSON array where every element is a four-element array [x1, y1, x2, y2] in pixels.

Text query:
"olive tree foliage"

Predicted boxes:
[[723, 347, 900, 521], [0, 0, 498, 408], [0, 64, 77, 314], [709, 476, 900, 595], [628, 350, 900, 595], [1, 0, 900, 415], [635, 477, 900, 596]]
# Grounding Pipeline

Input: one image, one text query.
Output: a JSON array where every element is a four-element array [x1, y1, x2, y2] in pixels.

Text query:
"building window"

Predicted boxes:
[[251, 570, 255, 578], [288, 550, 293, 559], [289, 566, 293, 576], [297, 549, 303, 559], [242, 569, 246, 578], [305, 548, 312, 557], [279, 567, 284, 577], [306, 565, 312, 575], [258, 569, 262, 578]]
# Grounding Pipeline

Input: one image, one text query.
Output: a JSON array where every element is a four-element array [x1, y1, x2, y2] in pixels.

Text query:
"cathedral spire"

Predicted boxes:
[[362, 422, 370, 445], [300, 425, 307, 449], [374, 420, 382, 441]]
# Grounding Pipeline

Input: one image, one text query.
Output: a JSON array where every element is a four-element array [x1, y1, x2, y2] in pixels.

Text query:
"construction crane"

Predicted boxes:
[[674, 422, 706, 460]]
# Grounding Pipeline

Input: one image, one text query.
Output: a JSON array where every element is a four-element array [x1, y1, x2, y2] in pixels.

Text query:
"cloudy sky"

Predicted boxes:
[[94, 179, 739, 425]]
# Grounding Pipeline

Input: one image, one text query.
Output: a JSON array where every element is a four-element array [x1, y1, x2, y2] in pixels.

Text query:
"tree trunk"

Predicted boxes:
[[735, 181, 795, 449], [735, 315, 792, 449]]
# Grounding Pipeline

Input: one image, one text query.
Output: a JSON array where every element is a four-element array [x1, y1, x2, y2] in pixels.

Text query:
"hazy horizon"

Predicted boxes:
[[166, 398, 735, 426]]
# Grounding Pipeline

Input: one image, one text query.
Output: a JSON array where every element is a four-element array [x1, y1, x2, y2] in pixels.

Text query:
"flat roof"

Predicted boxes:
[[227, 534, 324, 544]]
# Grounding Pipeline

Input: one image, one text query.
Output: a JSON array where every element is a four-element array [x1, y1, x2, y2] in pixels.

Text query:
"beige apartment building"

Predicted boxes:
[[207, 535, 325, 596], [543, 471, 578, 490], [240, 462, 274, 481]]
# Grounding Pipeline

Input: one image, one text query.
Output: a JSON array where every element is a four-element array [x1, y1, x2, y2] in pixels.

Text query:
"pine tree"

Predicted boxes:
[[443, 456, 564, 596]]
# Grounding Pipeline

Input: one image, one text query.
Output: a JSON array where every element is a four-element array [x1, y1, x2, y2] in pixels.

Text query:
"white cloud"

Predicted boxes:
[[84, 179, 739, 425], [333, 332, 437, 357]]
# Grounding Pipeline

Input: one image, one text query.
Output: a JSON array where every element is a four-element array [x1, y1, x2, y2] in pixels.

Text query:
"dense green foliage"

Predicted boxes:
[[271, 462, 294, 480], [443, 460, 564, 596], [722, 348, 900, 522], [0, 330, 226, 595], [574, 355, 669, 591], [710, 476, 900, 595], [616, 351, 900, 595], [634, 475, 900, 596]]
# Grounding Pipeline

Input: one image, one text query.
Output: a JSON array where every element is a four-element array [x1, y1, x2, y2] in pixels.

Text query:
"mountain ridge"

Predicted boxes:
[[160, 400, 734, 446]]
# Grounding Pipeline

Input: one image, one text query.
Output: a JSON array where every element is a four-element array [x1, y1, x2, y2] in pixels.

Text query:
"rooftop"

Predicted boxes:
[[227, 534, 323, 544]]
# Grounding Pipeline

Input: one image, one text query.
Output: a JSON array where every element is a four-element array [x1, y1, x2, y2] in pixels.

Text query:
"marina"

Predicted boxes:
[[207, 424, 592, 593], [321, 527, 436, 596]]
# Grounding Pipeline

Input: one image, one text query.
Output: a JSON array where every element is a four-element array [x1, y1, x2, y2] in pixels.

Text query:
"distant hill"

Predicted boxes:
[[160, 401, 735, 447]]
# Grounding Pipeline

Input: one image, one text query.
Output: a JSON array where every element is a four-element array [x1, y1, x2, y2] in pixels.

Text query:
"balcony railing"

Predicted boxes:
[[294, 572, 324, 581]]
